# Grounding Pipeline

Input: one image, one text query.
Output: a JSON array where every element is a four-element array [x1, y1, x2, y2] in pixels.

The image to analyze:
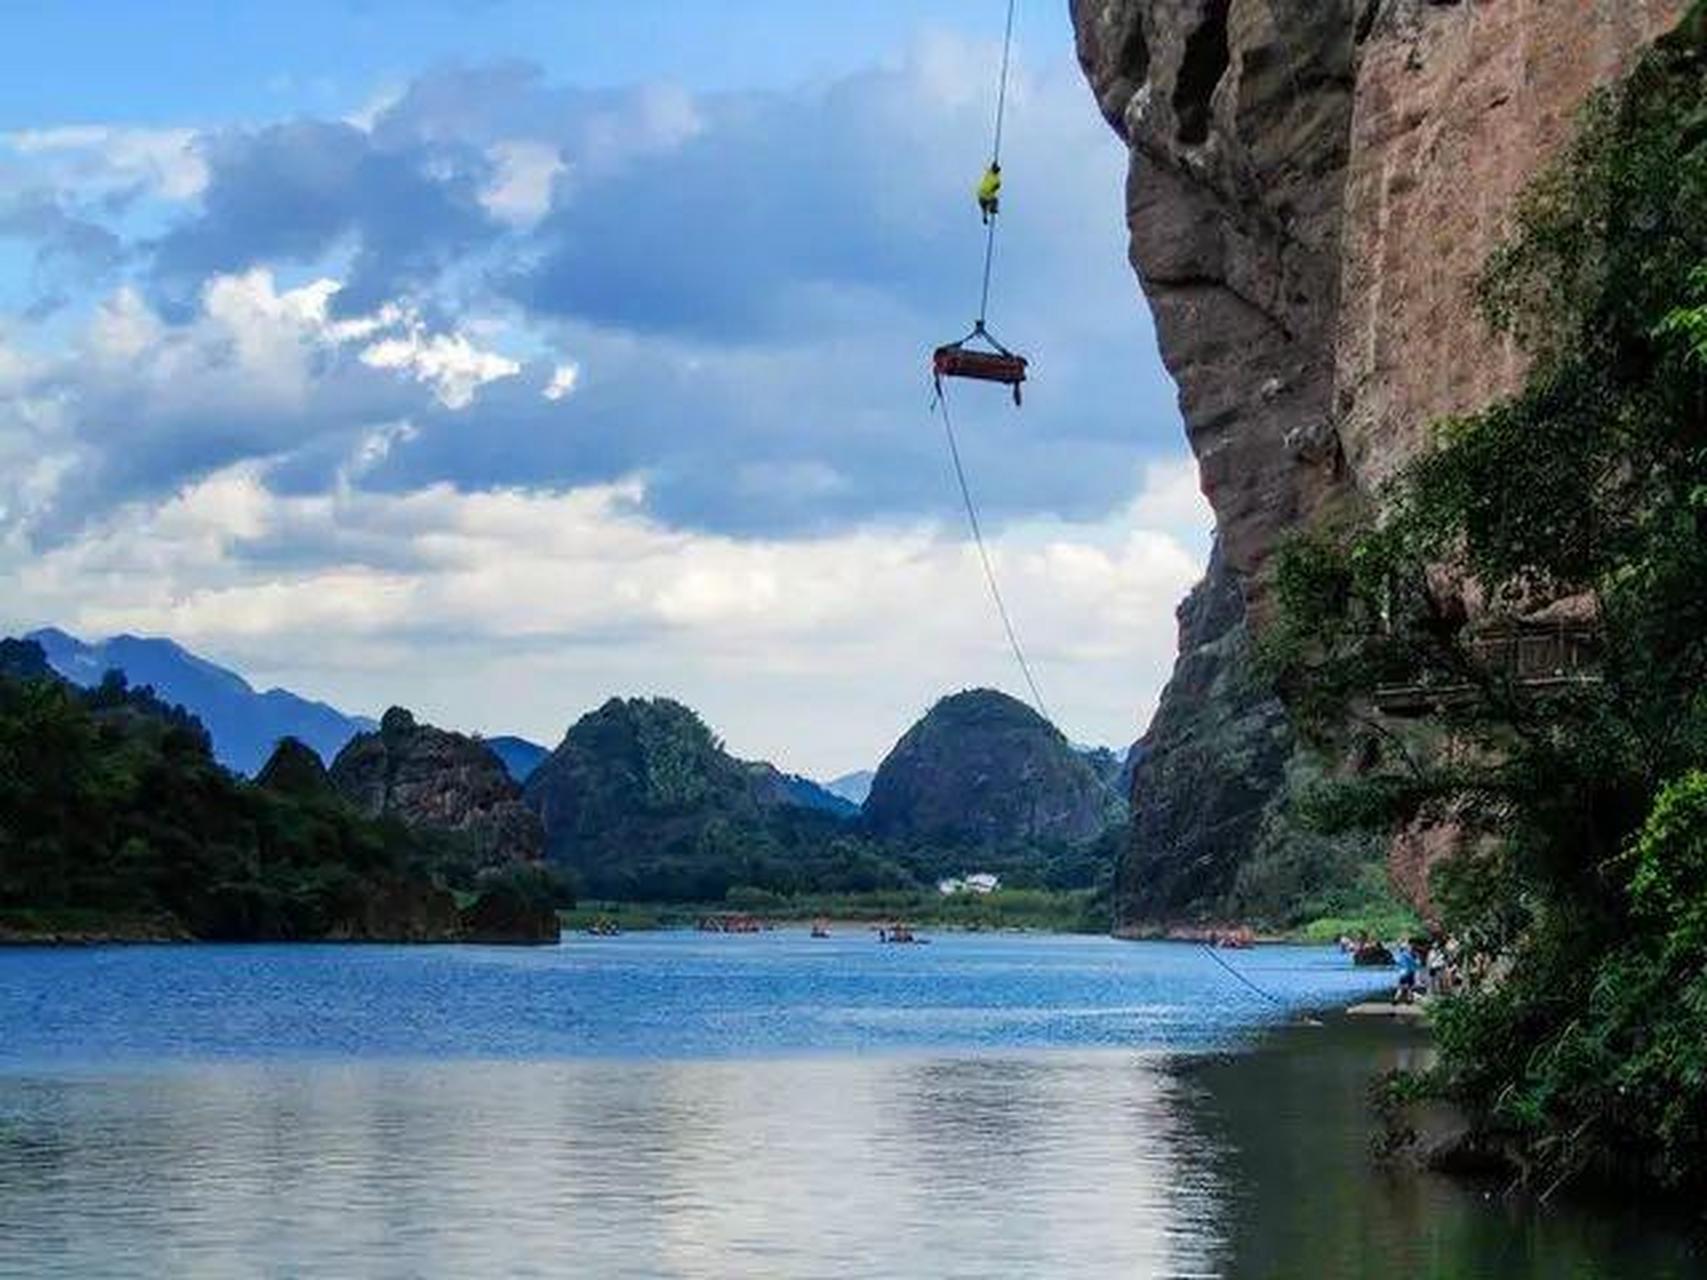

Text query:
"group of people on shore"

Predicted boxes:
[[1338, 931, 1463, 1004]]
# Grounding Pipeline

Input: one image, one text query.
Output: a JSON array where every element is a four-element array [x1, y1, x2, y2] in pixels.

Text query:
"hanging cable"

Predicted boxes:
[[990, 0, 1017, 164], [935, 382, 1050, 721], [1200, 944, 1287, 1007], [976, 203, 999, 328], [976, 0, 1019, 329]]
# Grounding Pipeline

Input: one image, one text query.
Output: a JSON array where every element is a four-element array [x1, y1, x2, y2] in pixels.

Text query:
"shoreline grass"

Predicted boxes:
[[561, 887, 1106, 934]]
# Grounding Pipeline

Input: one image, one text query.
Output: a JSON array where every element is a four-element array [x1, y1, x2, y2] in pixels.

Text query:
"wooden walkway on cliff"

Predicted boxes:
[[1374, 625, 1602, 718]]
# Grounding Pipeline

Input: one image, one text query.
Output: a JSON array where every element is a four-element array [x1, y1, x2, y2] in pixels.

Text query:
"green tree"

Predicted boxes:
[[1263, 10, 1707, 1196]]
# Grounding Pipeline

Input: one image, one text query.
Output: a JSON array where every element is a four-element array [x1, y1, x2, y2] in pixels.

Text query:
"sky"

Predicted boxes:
[[0, 1, 1204, 778]]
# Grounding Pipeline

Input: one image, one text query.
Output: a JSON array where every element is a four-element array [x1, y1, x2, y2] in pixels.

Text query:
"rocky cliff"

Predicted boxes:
[[1074, 0, 1688, 604], [1117, 542, 1290, 918], [1073, 0, 1689, 922], [330, 706, 544, 869], [863, 689, 1119, 849]]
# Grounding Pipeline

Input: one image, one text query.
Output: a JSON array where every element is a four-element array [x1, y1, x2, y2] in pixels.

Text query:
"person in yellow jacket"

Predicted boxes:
[[976, 162, 1001, 224]]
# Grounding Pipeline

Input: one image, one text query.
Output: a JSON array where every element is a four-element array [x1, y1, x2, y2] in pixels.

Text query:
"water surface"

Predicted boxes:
[[0, 931, 1373, 1063], [0, 933, 1697, 1277]]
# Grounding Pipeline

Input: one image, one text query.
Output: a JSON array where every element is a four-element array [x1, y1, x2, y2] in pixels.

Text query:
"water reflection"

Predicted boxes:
[[0, 1053, 1223, 1279], [1178, 1018, 1704, 1280]]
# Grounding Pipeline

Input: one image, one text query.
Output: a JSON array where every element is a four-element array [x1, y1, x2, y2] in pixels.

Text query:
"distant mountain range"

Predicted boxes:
[[28, 628, 373, 776], [19, 630, 1132, 845], [825, 770, 875, 807], [6, 628, 1134, 918], [743, 762, 859, 817], [486, 735, 550, 784]]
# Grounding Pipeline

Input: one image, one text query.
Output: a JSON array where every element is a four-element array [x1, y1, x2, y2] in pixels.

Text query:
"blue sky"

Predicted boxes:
[[0, 2, 1012, 121], [0, 1, 1204, 775]]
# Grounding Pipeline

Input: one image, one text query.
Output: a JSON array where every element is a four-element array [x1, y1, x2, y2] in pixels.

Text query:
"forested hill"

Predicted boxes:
[[863, 690, 1123, 849], [523, 697, 893, 900], [3, 630, 1128, 920], [0, 639, 560, 943]]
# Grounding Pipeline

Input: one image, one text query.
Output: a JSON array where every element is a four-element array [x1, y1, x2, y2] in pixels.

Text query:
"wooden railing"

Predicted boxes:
[[1374, 625, 1602, 717]]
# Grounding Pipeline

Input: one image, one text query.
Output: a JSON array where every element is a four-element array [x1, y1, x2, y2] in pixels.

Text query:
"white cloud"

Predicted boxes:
[[78, 271, 517, 418], [6, 125, 209, 201], [482, 140, 566, 226], [345, 83, 406, 132], [87, 286, 164, 363], [577, 83, 703, 175], [3, 463, 1203, 775], [1125, 457, 1212, 538], [359, 326, 521, 409], [542, 361, 580, 401], [345, 421, 419, 479]]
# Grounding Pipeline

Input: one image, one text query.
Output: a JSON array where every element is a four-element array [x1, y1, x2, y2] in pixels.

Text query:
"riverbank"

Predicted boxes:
[[561, 887, 1106, 934], [0, 909, 191, 946], [2, 893, 1094, 945], [1116, 902, 1420, 947], [1181, 1012, 1703, 1277], [0, 902, 559, 946]]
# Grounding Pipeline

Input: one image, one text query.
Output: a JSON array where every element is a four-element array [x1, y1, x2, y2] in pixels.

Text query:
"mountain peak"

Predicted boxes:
[[331, 709, 543, 869], [863, 688, 1117, 849], [25, 626, 370, 775]]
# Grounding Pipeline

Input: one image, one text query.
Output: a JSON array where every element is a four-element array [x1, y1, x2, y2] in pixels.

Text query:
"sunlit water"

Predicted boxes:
[[0, 933, 1698, 1277]]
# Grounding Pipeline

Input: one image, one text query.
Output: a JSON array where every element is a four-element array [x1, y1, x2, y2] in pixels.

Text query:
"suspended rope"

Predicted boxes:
[[1200, 944, 1286, 1007], [924, 0, 1046, 719], [976, 198, 999, 328], [935, 381, 1050, 720], [977, 0, 1019, 328], [934, 0, 1026, 399], [990, 0, 1017, 162]]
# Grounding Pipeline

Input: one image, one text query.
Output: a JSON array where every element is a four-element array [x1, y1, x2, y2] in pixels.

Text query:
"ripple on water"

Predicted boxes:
[[0, 934, 1391, 1277]]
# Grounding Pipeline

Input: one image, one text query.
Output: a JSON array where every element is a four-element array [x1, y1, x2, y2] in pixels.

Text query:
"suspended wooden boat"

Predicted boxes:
[[932, 321, 1028, 405]]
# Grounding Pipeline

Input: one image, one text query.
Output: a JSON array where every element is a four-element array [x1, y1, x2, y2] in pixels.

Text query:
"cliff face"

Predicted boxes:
[[1117, 543, 1291, 920], [1074, 0, 1359, 610], [330, 707, 544, 869], [863, 689, 1118, 849], [1075, 0, 1688, 602], [1074, 0, 1689, 922]]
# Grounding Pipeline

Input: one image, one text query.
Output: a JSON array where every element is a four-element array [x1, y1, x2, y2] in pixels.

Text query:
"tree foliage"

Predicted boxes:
[[525, 694, 1124, 903], [0, 645, 556, 940], [1263, 11, 1707, 1195]]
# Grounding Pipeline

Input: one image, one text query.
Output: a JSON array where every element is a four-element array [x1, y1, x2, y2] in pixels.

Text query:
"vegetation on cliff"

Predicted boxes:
[[330, 706, 545, 874], [1266, 11, 1707, 1197]]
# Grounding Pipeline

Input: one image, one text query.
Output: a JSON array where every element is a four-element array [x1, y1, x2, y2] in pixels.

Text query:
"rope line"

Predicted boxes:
[[1200, 944, 1287, 1007], [976, 0, 1018, 329], [990, 0, 1017, 165], [977, 210, 999, 327], [935, 382, 1050, 720]]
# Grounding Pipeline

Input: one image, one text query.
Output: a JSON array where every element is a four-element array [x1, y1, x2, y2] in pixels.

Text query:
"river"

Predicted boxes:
[[0, 933, 1697, 1277]]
